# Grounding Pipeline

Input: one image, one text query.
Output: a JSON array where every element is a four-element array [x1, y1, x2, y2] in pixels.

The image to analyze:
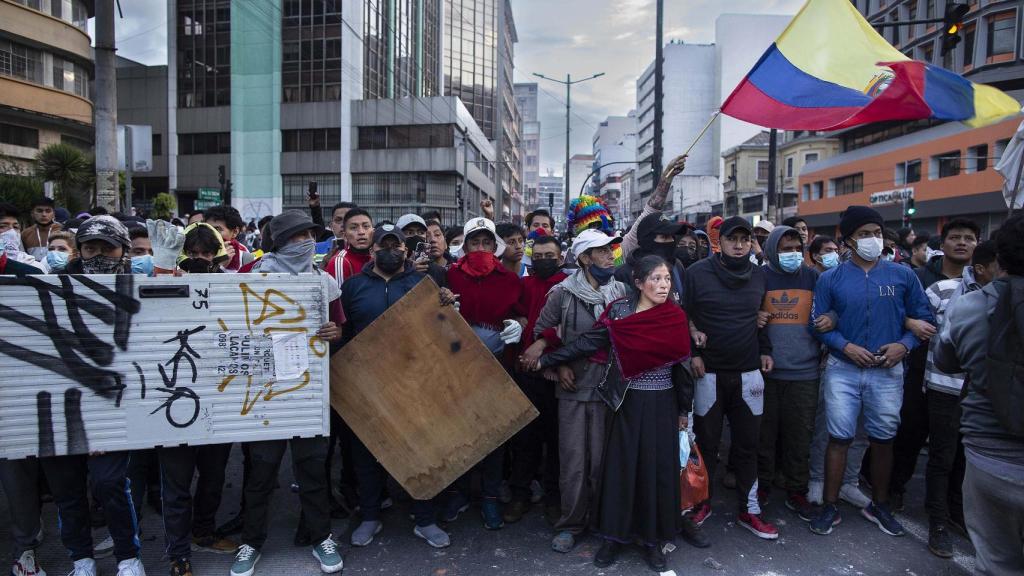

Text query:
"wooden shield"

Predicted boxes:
[[330, 277, 538, 500]]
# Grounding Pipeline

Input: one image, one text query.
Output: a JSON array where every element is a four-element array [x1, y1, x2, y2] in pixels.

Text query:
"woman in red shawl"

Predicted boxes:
[[536, 255, 694, 572]]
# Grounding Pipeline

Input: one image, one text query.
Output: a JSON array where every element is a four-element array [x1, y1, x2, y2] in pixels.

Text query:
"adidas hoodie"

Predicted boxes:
[[761, 226, 822, 381]]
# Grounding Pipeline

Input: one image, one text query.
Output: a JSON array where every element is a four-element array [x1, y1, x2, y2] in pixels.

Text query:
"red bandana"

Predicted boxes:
[[457, 250, 501, 278]]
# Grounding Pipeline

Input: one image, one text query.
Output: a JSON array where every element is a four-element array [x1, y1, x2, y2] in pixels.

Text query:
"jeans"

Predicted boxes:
[[158, 443, 233, 560], [351, 435, 436, 526], [40, 452, 139, 562], [963, 456, 1024, 575], [241, 437, 331, 550], [823, 357, 904, 442], [924, 390, 965, 526], [757, 377, 819, 494], [809, 382, 868, 486], [509, 372, 559, 506], [0, 458, 42, 559]]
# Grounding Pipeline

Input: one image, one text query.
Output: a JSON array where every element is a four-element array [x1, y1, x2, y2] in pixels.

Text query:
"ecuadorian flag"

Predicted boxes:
[[721, 0, 1020, 130]]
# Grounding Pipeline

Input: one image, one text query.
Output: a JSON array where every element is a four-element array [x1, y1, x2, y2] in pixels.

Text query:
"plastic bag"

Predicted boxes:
[[680, 438, 709, 511], [678, 430, 691, 466]]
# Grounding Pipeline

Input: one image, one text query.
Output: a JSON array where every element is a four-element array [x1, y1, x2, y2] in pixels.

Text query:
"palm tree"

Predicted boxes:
[[34, 143, 93, 212]]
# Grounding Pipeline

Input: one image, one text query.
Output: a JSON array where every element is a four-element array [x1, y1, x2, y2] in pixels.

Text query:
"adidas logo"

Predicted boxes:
[[770, 292, 800, 311]]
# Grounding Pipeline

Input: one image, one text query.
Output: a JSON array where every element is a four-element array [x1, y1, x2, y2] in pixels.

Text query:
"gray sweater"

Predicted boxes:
[[534, 284, 613, 402]]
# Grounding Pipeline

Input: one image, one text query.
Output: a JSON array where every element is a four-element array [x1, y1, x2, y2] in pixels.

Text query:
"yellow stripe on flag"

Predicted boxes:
[[775, 0, 908, 93], [966, 84, 1021, 128]]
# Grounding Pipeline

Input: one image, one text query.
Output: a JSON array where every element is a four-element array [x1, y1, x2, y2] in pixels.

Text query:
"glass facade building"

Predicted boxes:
[[364, 0, 441, 99], [176, 0, 232, 108]]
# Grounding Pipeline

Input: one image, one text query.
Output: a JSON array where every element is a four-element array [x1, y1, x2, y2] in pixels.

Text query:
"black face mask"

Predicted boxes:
[[179, 257, 218, 274], [649, 241, 677, 263], [675, 246, 698, 267], [374, 249, 404, 274], [532, 258, 561, 279], [720, 252, 750, 271]]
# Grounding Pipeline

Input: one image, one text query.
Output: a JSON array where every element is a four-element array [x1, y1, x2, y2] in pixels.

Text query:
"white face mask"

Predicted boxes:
[[855, 237, 883, 262]]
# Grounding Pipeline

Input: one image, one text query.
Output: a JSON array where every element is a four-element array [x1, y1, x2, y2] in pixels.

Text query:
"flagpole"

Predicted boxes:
[[683, 110, 722, 158]]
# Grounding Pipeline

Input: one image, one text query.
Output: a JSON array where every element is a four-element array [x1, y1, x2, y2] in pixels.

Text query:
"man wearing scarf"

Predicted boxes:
[[521, 229, 628, 553], [683, 216, 778, 540], [445, 217, 525, 530]]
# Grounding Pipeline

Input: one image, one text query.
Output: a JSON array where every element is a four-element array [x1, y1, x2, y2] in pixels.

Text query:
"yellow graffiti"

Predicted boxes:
[[264, 370, 310, 401], [239, 283, 307, 331], [309, 335, 328, 357]]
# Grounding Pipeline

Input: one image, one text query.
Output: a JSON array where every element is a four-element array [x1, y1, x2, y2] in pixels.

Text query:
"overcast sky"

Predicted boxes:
[[106, 0, 803, 174]]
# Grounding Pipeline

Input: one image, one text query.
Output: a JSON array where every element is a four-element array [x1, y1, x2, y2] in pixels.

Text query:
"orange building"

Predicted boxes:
[[797, 116, 1020, 239]]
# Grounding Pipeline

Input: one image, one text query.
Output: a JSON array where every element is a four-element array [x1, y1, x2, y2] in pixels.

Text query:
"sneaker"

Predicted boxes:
[[928, 524, 954, 558], [413, 524, 451, 549], [350, 520, 382, 547], [440, 492, 470, 523], [94, 535, 114, 559], [503, 499, 529, 524], [116, 558, 146, 576], [481, 499, 504, 530], [807, 480, 824, 505], [71, 558, 97, 576], [689, 503, 712, 527], [229, 545, 261, 576], [785, 493, 817, 522], [722, 470, 737, 490], [679, 514, 711, 548], [192, 534, 239, 554], [216, 513, 244, 537], [593, 540, 620, 568], [862, 502, 904, 536], [839, 483, 871, 509], [551, 531, 575, 553], [11, 550, 45, 576], [645, 545, 667, 572], [809, 503, 842, 535], [738, 512, 779, 540], [312, 536, 343, 574], [169, 557, 193, 576]]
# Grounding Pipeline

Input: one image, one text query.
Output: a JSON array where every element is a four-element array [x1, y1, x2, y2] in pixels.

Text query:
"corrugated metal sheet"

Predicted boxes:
[[0, 273, 331, 459]]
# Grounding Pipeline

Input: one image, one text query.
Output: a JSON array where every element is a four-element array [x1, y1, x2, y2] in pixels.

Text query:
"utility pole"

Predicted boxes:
[[767, 129, 777, 222], [533, 71, 605, 212], [653, 0, 664, 189], [94, 0, 119, 212]]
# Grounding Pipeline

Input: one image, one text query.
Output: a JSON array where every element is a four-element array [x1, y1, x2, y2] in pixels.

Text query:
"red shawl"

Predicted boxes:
[[600, 300, 691, 380]]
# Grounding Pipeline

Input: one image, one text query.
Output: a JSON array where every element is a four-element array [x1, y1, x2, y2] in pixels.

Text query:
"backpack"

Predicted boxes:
[[984, 277, 1024, 437]]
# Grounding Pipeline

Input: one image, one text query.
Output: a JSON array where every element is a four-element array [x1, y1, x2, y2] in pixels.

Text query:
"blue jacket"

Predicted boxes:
[[812, 259, 934, 363], [340, 262, 426, 345]]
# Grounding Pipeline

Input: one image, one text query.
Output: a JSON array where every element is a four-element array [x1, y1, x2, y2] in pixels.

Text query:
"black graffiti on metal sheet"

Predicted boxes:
[[152, 325, 206, 428]]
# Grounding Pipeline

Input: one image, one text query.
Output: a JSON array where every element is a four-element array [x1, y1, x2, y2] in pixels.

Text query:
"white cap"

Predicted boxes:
[[396, 213, 427, 232], [452, 217, 506, 259], [753, 220, 775, 233], [569, 228, 622, 262]]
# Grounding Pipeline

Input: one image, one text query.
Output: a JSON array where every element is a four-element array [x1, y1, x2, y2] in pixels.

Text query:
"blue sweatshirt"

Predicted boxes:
[[812, 259, 933, 363]]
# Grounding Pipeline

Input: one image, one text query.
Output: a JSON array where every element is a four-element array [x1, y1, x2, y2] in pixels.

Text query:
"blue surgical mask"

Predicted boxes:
[[778, 252, 804, 273], [46, 250, 69, 271], [588, 263, 616, 286], [820, 252, 840, 269], [131, 254, 155, 275]]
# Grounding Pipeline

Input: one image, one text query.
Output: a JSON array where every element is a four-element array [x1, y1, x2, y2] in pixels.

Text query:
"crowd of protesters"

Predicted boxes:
[[0, 153, 1022, 576]]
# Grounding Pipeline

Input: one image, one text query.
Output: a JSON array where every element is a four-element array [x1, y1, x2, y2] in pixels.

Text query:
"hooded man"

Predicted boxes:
[[756, 225, 821, 520], [615, 212, 687, 303], [684, 216, 777, 541]]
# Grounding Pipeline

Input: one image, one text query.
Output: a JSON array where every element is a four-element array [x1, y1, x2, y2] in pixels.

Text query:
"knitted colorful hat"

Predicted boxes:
[[567, 195, 615, 237], [523, 227, 549, 264]]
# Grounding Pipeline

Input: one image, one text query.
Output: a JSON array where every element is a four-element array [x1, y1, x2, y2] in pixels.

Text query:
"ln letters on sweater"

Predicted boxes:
[[331, 278, 538, 500]]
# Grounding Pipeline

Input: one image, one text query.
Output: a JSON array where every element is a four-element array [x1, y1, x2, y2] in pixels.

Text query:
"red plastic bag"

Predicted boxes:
[[680, 438, 709, 511]]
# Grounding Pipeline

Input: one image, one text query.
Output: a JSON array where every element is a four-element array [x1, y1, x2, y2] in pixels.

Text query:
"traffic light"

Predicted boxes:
[[941, 3, 970, 56], [904, 197, 916, 225]]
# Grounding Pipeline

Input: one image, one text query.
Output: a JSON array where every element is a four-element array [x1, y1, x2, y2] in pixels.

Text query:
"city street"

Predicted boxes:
[[4, 446, 976, 576]]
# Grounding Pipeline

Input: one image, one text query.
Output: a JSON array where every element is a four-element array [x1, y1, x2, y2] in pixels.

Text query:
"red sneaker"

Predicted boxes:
[[738, 512, 779, 540], [785, 492, 817, 522], [689, 503, 712, 527]]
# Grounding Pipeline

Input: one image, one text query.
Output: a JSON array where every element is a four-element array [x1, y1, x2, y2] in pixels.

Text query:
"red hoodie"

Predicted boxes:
[[518, 270, 568, 350], [447, 257, 523, 328]]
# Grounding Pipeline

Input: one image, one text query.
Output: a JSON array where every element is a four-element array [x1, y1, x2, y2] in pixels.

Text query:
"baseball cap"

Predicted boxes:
[[76, 215, 131, 249], [372, 223, 405, 246], [637, 212, 688, 240], [453, 217, 506, 258], [753, 220, 775, 234], [396, 214, 427, 232], [570, 228, 622, 261], [719, 216, 753, 238]]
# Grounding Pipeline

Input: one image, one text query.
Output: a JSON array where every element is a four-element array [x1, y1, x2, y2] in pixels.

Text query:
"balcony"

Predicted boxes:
[[0, 1, 93, 64]]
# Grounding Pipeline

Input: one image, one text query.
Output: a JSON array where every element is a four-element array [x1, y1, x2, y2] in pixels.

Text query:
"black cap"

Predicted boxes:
[[839, 206, 884, 239], [719, 216, 753, 238], [372, 224, 405, 246], [269, 210, 320, 251], [637, 212, 687, 240]]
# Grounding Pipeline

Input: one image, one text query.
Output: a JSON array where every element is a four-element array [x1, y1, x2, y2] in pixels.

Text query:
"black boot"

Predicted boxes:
[[593, 540, 621, 568], [679, 514, 711, 548], [645, 545, 667, 572]]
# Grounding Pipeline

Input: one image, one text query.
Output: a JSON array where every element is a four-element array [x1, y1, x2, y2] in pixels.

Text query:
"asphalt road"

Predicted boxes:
[[3, 446, 976, 576]]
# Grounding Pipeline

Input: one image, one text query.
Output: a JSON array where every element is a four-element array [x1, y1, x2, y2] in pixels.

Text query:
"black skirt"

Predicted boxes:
[[597, 386, 680, 546]]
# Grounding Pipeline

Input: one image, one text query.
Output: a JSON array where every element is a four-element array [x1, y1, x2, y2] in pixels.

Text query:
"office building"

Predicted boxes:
[[116, 56, 169, 211], [538, 170, 564, 227], [515, 82, 540, 210], [592, 112, 637, 224]]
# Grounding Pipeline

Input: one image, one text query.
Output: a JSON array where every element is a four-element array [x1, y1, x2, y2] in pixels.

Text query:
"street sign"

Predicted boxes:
[[195, 187, 222, 210], [869, 187, 914, 207]]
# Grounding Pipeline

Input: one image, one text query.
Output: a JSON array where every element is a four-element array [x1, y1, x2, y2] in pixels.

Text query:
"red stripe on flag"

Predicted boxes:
[[721, 79, 864, 130], [828, 61, 932, 129]]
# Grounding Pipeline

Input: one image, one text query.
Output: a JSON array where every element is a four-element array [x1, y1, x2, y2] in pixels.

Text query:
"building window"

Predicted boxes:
[[931, 150, 961, 179], [0, 39, 43, 84], [987, 12, 1016, 59], [152, 134, 162, 156], [995, 138, 1011, 160], [756, 159, 769, 181], [177, 0, 231, 108], [282, 0, 343, 102], [282, 128, 342, 152], [786, 156, 794, 178], [812, 181, 823, 200], [283, 174, 342, 220], [366, 0, 442, 100], [963, 24, 976, 68], [356, 124, 456, 149], [178, 132, 231, 155], [742, 194, 763, 214], [801, 183, 810, 201], [889, 10, 900, 45], [804, 152, 819, 165], [51, 56, 88, 98], [967, 144, 989, 173], [0, 123, 39, 148], [920, 42, 934, 64], [926, 0, 936, 19], [352, 172, 460, 224], [895, 159, 922, 185], [832, 173, 863, 196]]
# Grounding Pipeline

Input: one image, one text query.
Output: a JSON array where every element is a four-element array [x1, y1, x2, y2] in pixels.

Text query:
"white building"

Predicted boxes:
[[538, 170, 565, 228], [592, 112, 638, 225], [714, 13, 792, 213], [515, 83, 541, 211], [635, 41, 719, 224], [567, 153, 596, 201]]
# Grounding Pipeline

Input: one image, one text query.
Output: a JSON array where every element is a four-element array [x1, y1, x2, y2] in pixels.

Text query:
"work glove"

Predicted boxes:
[[147, 219, 185, 270], [499, 319, 523, 345]]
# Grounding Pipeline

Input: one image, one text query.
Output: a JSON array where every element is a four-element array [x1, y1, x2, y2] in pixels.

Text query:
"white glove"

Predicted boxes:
[[499, 319, 523, 345], [147, 219, 185, 270]]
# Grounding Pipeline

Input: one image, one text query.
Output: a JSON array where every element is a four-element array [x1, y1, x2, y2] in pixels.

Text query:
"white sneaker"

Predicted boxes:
[[93, 534, 114, 559], [807, 480, 824, 505], [11, 549, 45, 576], [840, 483, 871, 509], [116, 558, 146, 576], [70, 558, 97, 576]]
